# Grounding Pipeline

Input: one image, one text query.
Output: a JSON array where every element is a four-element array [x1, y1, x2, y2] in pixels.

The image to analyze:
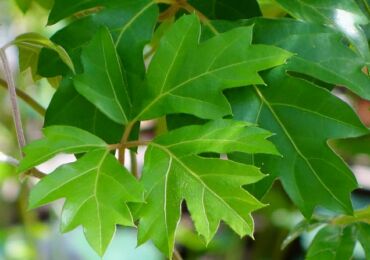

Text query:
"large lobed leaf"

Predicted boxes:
[[249, 18, 370, 99], [137, 120, 278, 256], [29, 150, 143, 256], [135, 14, 292, 120], [20, 126, 144, 256], [228, 68, 369, 217]]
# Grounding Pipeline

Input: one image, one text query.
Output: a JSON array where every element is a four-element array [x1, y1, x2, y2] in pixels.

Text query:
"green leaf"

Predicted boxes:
[[136, 14, 292, 120], [74, 27, 131, 124], [47, 0, 105, 25], [275, 0, 370, 60], [188, 0, 262, 19], [9, 33, 75, 80], [334, 135, 370, 158], [228, 68, 369, 217], [306, 225, 356, 260], [29, 149, 144, 256], [357, 223, 370, 259], [250, 18, 370, 99], [15, 0, 32, 13], [39, 0, 158, 86], [18, 126, 106, 172], [44, 78, 124, 144], [137, 120, 277, 256]]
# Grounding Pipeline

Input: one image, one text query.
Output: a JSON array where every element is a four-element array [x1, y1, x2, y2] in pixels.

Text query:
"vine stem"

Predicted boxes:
[[0, 48, 26, 150], [0, 78, 46, 116]]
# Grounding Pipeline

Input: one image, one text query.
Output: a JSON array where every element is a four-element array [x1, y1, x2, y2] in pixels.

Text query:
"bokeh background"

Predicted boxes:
[[0, 0, 369, 259]]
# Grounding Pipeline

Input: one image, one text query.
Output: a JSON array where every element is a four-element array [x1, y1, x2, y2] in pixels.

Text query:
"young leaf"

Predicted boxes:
[[137, 120, 278, 256], [44, 78, 124, 144], [306, 225, 356, 260], [275, 0, 370, 60], [18, 126, 106, 172], [9, 33, 75, 79], [74, 27, 132, 124], [228, 68, 369, 217], [29, 149, 144, 256], [250, 18, 370, 99], [135, 14, 292, 120]]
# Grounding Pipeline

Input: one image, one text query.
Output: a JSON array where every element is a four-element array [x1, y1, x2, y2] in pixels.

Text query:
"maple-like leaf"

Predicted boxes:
[[30, 150, 144, 256], [135, 14, 292, 121], [137, 120, 278, 256], [20, 126, 144, 256], [228, 68, 369, 217]]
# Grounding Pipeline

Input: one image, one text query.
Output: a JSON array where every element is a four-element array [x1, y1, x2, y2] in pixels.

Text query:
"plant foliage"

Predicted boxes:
[[2, 0, 370, 258]]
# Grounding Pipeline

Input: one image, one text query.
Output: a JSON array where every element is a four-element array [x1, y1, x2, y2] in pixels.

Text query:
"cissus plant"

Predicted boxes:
[[1, 0, 370, 258]]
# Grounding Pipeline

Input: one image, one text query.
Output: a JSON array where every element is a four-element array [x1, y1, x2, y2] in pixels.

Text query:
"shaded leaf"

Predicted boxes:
[[250, 18, 370, 99], [357, 223, 370, 259], [306, 225, 356, 260], [188, 0, 261, 20], [44, 78, 124, 144], [74, 27, 132, 124], [228, 68, 368, 217], [275, 0, 370, 60], [39, 0, 158, 92]]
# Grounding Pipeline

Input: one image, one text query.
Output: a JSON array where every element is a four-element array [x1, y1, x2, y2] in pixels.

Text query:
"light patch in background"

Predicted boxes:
[[36, 154, 76, 174], [334, 9, 358, 37]]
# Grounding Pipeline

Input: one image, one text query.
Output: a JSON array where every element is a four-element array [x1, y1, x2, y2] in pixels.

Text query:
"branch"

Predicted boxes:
[[119, 121, 136, 165], [180, 2, 219, 35], [0, 78, 45, 116], [0, 48, 26, 150]]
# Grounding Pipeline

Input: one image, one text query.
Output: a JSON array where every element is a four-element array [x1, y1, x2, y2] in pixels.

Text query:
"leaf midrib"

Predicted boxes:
[[151, 144, 249, 228], [253, 86, 350, 212]]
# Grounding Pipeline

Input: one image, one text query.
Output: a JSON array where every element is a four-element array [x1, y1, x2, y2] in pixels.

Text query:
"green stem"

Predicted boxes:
[[130, 150, 139, 178], [119, 121, 136, 165], [331, 206, 370, 225], [0, 78, 45, 116]]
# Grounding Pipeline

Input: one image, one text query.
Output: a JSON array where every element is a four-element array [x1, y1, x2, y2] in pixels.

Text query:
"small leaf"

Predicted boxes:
[[30, 149, 144, 256], [137, 119, 277, 256], [10, 33, 75, 74], [19, 126, 106, 172], [74, 27, 132, 124], [136, 14, 292, 120], [306, 225, 356, 260]]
